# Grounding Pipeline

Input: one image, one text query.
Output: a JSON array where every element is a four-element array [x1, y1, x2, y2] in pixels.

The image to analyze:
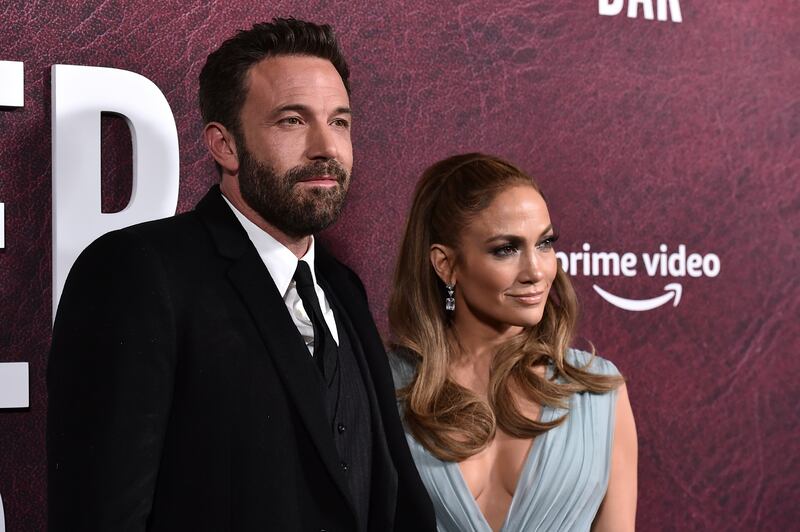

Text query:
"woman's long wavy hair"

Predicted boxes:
[[389, 153, 623, 462]]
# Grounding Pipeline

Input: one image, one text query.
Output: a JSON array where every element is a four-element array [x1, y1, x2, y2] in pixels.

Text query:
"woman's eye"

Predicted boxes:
[[536, 235, 558, 251], [492, 245, 518, 257]]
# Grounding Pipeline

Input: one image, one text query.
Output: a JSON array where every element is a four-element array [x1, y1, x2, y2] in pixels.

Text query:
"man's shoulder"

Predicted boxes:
[[94, 207, 207, 251], [68, 210, 211, 286], [95, 185, 227, 251], [117, 209, 203, 241]]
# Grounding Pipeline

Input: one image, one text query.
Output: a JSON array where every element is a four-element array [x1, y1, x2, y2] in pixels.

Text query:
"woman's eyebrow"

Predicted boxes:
[[484, 234, 524, 245], [484, 224, 554, 244]]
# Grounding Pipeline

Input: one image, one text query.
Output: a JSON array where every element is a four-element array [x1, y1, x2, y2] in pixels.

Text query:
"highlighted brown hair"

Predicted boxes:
[[389, 153, 623, 462]]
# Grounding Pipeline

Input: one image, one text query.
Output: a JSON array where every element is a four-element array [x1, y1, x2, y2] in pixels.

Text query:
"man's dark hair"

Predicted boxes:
[[199, 17, 350, 135]]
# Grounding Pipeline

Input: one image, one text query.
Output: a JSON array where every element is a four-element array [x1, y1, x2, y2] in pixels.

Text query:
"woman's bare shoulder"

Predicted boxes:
[[566, 348, 621, 377]]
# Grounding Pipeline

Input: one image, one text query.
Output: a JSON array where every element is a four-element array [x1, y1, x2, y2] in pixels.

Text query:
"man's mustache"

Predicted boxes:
[[286, 161, 349, 185]]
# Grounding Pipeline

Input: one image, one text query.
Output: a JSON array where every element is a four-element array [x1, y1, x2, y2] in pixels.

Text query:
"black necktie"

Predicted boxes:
[[294, 260, 330, 376]]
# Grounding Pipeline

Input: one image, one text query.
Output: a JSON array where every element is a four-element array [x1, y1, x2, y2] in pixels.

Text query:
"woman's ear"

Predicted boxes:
[[203, 122, 240, 175], [430, 244, 456, 285]]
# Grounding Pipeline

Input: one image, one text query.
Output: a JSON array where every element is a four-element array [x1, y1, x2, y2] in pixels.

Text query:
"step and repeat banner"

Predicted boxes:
[[0, 1, 797, 530]]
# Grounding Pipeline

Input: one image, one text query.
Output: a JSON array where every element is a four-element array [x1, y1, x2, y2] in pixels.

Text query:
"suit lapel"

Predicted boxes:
[[194, 187, 357, 515]]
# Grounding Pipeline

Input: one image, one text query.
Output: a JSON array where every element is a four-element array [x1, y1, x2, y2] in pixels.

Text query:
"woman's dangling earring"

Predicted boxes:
[[445, 283, 455, 312]]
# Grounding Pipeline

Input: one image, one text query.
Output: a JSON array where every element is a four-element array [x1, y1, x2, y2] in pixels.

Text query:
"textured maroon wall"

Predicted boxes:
[[1, 1, 797, 530]]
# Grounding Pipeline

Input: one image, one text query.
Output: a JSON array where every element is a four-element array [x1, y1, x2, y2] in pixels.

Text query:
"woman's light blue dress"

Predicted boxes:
[[389, 349, 619, 532]]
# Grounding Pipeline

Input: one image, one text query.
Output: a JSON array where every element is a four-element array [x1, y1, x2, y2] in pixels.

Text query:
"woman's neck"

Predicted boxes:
[[448, 311, 523, 394], [450, 309, 522, 358]]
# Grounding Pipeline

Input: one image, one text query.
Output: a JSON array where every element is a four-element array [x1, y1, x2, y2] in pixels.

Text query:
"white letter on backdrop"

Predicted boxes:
[[598, 0, 625, 16], [0, 60, 24, 107], [0, 61, 29, 421], [657, 0, 682, 22], [51, 65, 179, 316], [628, 0, 655, 20], [0, 363, 28, 409], [0, 60, 25, 250]]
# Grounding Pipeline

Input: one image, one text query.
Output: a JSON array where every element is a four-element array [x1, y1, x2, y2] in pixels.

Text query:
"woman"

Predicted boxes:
[[388, 153, 637, 531]]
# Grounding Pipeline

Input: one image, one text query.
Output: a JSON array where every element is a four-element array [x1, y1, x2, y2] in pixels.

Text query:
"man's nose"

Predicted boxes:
[[306, 122, 339, 161]]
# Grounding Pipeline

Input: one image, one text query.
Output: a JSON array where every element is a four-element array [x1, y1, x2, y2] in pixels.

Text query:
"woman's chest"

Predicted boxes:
[[458, 430, 536, 500]]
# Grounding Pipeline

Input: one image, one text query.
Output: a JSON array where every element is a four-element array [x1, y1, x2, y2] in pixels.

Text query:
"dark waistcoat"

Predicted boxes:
[[319, 286, 373, 531]]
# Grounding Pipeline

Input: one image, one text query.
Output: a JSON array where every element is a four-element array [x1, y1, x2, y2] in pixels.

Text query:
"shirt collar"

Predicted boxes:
[[221, 194, 319, 297]]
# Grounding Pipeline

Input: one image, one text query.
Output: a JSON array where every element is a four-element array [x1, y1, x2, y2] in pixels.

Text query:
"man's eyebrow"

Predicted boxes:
[[272, 104, 352, 116], [273, 104, 311, 114]]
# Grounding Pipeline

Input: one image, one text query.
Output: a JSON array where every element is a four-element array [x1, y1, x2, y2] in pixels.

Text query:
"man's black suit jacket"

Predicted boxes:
[[48, 186, 435, 531]]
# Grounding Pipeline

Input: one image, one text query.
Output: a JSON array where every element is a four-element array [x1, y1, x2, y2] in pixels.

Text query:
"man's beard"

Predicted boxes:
[[237, 146, 351, 238]]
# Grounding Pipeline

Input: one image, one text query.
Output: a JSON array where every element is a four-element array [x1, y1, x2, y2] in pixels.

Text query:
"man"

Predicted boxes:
[[48, 18, 435, 531]]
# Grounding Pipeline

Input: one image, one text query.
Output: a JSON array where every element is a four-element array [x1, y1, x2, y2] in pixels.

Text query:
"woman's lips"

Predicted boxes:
[[508, 292, 545, 305]]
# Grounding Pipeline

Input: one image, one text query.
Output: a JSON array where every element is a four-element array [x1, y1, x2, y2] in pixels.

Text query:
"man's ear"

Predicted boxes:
[[430, 243, 457, 285], [203, 122, 239, 175]]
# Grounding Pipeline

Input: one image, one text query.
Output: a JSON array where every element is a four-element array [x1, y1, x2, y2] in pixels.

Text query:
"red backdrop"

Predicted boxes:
[[1, 1, 798, 530]]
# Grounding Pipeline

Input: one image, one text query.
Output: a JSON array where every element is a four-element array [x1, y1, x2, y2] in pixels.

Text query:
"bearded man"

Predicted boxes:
[[47, 18, 435, 532]]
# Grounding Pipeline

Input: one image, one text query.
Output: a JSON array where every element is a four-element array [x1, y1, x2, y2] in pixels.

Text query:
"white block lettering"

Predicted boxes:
[[0, 61, 24, 107], [628, 0, 655, 20], [51, 65, 180, 316], [657, 0, 682, 23], [0, 61, 24, 250], [598, 0, 625, 16], [0, 362, 28, 408]]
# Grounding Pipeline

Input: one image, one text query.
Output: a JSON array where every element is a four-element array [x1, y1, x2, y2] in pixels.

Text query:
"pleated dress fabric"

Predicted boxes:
[[389, 349, 619, 532]]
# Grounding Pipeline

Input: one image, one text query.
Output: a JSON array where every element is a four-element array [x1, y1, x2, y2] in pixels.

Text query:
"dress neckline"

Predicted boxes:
[[398, 350, 616, 532], [446, 401, 554, 531]]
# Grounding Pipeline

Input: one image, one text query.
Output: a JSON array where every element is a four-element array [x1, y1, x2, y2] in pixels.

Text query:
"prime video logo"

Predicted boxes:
[[556, 244, 720, 312]]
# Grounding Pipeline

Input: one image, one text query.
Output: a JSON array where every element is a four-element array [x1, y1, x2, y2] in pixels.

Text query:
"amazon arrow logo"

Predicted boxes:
[[593, 283, 682, 312]]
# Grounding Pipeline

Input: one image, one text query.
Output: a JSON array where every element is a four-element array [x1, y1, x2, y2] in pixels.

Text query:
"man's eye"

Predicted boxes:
[[492, 245, 518, 257], [279, 116, 303, 125], [536, 235, 559, 251], [331, 118, 350, 129]]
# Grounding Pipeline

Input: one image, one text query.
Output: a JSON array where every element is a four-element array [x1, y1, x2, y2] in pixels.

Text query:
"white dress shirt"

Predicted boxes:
[[222, 195, 339, 355]]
